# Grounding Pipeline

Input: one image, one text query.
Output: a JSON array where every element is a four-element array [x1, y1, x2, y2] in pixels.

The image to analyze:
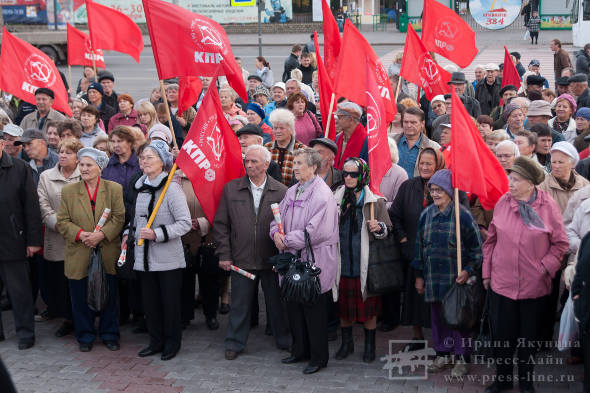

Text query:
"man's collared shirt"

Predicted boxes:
[[250, 176, 267, 215], [398, 134, 423, 178]]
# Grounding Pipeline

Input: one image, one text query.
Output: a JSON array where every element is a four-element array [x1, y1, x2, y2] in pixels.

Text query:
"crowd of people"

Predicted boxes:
[[1, 33, 590, 393]]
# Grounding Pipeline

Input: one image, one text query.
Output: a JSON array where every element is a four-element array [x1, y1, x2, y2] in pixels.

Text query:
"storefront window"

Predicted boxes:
[[292, 0, 311, 13]]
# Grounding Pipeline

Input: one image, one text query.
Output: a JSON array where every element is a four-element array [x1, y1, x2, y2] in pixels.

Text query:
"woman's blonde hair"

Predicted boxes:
[[136, 101, 158, 131]]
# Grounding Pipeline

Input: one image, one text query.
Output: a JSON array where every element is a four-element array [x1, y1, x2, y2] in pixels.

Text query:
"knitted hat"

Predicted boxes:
[[508, 156, 545, 185], [98, 70, 115, 82], [147, 124, 172, 145], [428, 169, 453, 198], [253, 85, 271, 99], [247, 102, 266, 120], [87, 82, 104, 96], [576, 107, 590, 121], [551, 141, 580, 165], [503, 102, 522, 121], [555, 94, 578, 113], [145, 140, 173, 170], [77, 147, 109, 170]]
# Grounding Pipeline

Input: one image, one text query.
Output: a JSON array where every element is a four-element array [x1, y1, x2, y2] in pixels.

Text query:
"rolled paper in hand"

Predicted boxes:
[[230, 265, 256, 280], [117, 241, 127, 267], [271, 203, 284, 235], [94, 208, 111, 232]]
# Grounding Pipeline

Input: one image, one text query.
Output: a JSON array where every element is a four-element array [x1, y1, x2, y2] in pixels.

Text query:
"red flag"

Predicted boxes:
[[450, 89, 508, 210], [85, 0, 143, 63], [314, 32, 337, 140], [176, 75, 245, 224], [66, 23, 105, 68], [321, 0, 341, 81], [142, 0, 247, 102], [333, 20, 395, 123], [0, 28, 72, 116], [400, 24, 451, 101], [421, 0, 477, 68], [177, 76, 203, 118], [366, 59, 392, 195], [501, 46, 522, 90]]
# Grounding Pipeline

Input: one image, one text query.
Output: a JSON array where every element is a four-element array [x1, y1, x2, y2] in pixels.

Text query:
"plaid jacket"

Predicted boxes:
[[411, 203, 482, 303], [527, 17, 541, 33], [264, 138, 306, 186]]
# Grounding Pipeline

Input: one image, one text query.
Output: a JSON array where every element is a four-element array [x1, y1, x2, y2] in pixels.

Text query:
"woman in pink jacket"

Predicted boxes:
[[270, 147, 339, 375], [482, 156, 568, 393]]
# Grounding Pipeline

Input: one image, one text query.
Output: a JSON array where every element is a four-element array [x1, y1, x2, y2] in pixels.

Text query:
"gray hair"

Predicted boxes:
[[388, 137, 399, 164], [512, 96, 531, 109], [219, 87, 238, 101], [494, 140, 520, 157], [294, 147, 322, 173], [269, 108, 296, 135], [165, 84, 179, 91], [245, 144, 271, 163], [289, 69, 303, 82], [285, 78, 301, 89]]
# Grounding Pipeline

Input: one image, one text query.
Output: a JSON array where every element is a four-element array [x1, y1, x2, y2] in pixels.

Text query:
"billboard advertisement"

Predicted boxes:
[[469, 0, 522, 29]]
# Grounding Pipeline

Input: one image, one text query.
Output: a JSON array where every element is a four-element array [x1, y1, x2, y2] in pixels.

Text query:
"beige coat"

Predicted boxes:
[[20, 109, 66, 135], [333, 185, 393, 300], [57, 179, 125, 280], [37, 165, 81, 261], [539, 172, 590, 214]]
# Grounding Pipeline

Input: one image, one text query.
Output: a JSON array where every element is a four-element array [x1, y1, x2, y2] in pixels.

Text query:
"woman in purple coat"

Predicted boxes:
[[270, 147, 339, 375]]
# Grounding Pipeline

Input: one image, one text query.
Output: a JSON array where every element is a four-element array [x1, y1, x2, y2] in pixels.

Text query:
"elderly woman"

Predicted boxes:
[[80, 106, 107, 148], [549, 94, 577, 142], [264, 108, 306, 186], [166, 84, 196, 134], [128, 140, 191, 361], [102, 126, 140, 195], [271, 148, 338, 374], [483, 157, 568, 393], [485, 129, 510, 150], [71, 98, 88, 121], [333, 158, 392, 363], [220, 87, 246, 120], [412, 169, 482, 377], [136, 101, 158, 135], [58, 120, 83, 141], [108, 94, 146, 134], [573, 108, 590, 152], [56, 147, 125, 352], [503, 102, 526, 138], [246, 102, 273, 142], [286, 92, 322, 146], [38, 138, 83, 338]]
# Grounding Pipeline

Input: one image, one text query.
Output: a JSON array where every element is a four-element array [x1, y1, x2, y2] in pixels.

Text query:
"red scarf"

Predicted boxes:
[[334, 123, 367, 170]]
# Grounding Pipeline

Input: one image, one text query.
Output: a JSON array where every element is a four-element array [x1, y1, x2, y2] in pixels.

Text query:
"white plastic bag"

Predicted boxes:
[[523, 30, 530, 40], [558, 293, 579, 351]]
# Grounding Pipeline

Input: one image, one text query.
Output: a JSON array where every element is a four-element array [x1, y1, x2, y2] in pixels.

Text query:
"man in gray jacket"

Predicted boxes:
[[214, 144, 290, 360]]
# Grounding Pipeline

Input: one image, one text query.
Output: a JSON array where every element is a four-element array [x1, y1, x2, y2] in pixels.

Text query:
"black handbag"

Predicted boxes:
[[366, 232, 405, 294], [87, 247, 109, 312], [473, 290, 494, 359], [116, 229, 137, 280], [280, 230, 322, 305], [442, 276, 485, 330]]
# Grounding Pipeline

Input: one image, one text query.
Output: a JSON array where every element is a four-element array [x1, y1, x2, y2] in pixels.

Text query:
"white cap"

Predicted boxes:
[[272, 82, 286, 92], [551, 141, 580, 165], [432, 95, 445, 104], [484, 63, 500, 71], [2, 124, 23, 137]]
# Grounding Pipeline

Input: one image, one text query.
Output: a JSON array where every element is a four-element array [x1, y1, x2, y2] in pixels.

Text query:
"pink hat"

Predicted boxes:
[[555, 94, 577, 113]]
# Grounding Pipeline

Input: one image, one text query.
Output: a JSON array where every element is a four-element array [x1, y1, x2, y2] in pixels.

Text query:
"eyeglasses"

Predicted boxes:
[[343, 171, 360, 178]]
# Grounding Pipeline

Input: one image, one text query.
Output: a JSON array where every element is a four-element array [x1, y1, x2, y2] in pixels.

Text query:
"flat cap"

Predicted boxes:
[[14, 129, 46, 145], [570, 73, 589, 83], [526, 74, 546, 86], [309, 137, 338, 155], [35, 87, 54, 98], [235, 124, 263, 137], [97, 70, 115, 82]]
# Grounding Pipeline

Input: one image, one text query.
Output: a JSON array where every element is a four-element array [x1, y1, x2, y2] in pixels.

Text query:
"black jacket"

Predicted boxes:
[[282, 53, 300, 82], [475, 77, 502, 116], [576, 157, 590, 182], [0, 153, 42, 261], [577, 89, 590, 109], [388, 176, 469, 262], [572, 232, 590, 330], [268, 160, 282, 183], [576, 50, 590, 76], [298, 64, 316, 86]]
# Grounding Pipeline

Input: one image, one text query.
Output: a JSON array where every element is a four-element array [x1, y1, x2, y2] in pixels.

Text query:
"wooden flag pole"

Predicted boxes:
[[68, 65, 72, 96], [394, 76, 403, 102], [454, 188, 462, 276], [324, 92, 336, 138], [159, 80, 178, 149], [137, 163, 178, 246], [91, 53, 97, 82]]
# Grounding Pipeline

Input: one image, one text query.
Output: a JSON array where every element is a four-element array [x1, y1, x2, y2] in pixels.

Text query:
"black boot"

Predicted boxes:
[[334, 326, 354, 360], [363, 328, 376, 363]]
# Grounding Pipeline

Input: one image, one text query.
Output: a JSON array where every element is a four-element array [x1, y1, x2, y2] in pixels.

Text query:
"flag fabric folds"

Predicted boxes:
[[321, 0, 341, 81], [85, 0, 144, 63], [333, 20, 396, 123], [501, 46, 522, 90], [421, 0, 477, 68], [177, 76, 203, 118], [365, 59, 392, 195], [142, 0, 247, 102], [66, 23, 105, 68], [400, 24, 451, 101], [0, 28, 72, 116], [176, 75, 245, 224], [313, 32, 337, 140], [450, 90, 508, 210]]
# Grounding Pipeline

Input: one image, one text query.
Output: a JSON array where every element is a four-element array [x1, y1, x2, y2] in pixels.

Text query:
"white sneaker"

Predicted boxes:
[[427, 356, 449, 372], [451, 360, 468, 377]]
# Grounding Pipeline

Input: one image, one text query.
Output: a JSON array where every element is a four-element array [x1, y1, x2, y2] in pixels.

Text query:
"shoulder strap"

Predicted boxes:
[[304, 229, 316, 266]]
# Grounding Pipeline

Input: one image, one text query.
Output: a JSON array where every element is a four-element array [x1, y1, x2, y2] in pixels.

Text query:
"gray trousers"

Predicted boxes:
[[0, 260, 35, 340], [225, 269, 291, 352]]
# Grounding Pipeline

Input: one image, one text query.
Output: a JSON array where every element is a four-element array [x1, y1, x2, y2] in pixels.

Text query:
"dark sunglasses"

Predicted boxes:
[[343, 171, 360, 178]]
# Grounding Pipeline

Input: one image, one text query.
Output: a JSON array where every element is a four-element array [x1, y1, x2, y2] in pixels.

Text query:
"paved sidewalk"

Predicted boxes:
[[0, 298, 583, 393]]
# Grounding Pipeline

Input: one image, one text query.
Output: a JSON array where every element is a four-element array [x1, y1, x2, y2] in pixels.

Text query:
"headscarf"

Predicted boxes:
[[417, 148, 446, 207], [340, 157, 370, 233]]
